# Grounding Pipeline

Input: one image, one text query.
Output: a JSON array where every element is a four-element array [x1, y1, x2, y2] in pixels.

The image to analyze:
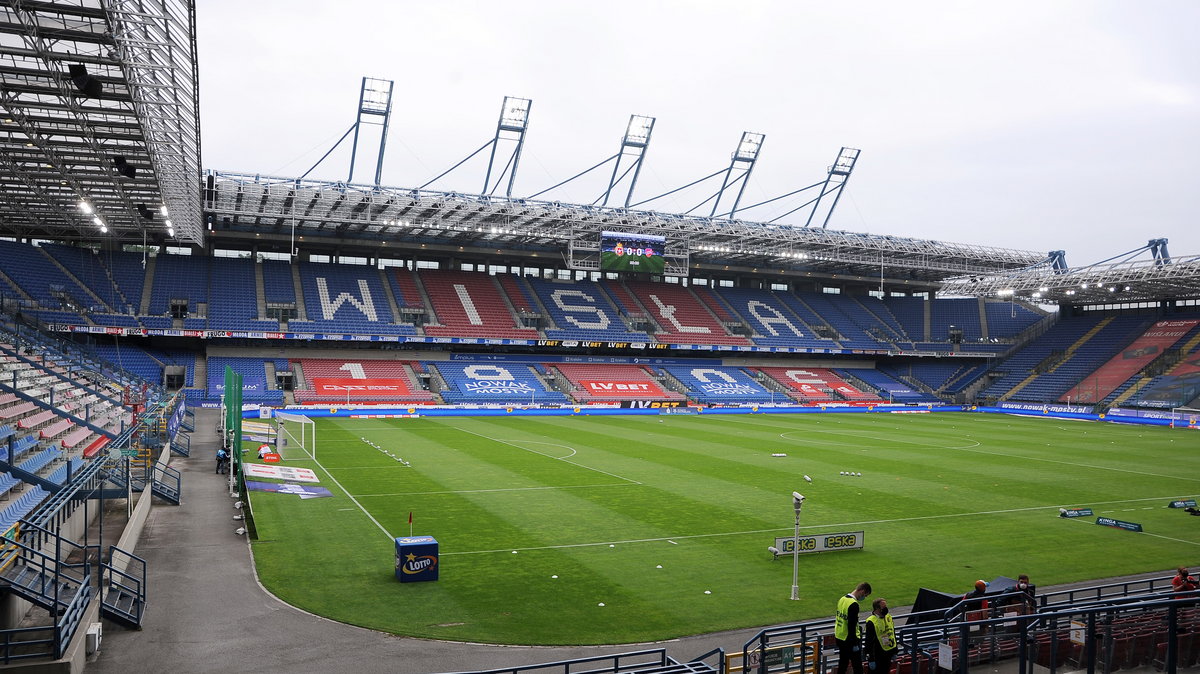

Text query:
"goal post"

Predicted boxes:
[[1169, 406, 1200, 429], [275, 412, 316, 459]]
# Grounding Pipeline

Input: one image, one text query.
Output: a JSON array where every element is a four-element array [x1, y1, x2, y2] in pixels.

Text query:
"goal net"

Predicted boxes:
[[275, 412, 316, 459], [1169, 407, 1200, 429]]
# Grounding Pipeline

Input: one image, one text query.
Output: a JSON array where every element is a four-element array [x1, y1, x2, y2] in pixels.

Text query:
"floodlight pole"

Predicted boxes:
[[791, 492, 805, 601]]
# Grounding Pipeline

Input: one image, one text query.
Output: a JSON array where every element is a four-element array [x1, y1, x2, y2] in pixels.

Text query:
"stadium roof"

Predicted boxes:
[[203, 171, 1052, 283], [0, 0, 202, 245], [939, 254, 1200, 304]]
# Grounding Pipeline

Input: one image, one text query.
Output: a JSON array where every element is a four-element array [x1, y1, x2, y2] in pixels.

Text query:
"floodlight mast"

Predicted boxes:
[[711, 131, 765, 218], [483, 96, 532, 198], [348, 77, 394, 185], [805, 147, 859, 228], [601, 115, 656, 208], [791, 491, 805, 601]]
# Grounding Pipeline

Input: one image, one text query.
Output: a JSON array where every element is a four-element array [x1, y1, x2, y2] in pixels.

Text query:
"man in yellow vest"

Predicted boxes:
[[835, 582, 872, 674], [865, 598, 897, 673]]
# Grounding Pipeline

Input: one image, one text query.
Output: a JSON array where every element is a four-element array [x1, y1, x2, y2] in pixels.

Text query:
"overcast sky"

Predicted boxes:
[[197, 1, 1199, 267]]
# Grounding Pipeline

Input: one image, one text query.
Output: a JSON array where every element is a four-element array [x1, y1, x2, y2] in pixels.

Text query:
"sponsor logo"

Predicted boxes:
[[700, 383, 760, 395], [401, 553, 438, 575], [1059, 508, 1093, 518], [773, 531, 865, 555], [1096, 517, 1142, 532], [463, 381, 535, 395]]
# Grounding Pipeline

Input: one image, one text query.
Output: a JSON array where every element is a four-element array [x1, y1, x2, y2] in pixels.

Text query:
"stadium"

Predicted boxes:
[[0, 2, 1198, 673]]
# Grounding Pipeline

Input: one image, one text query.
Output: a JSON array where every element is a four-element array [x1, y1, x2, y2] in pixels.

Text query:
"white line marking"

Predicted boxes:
[[356, 483, 637, 497], [451, 425, 641, 484], [443, 494, 1200, 556], [1063, 515, 1200, 547], [500, 440, 576, 459], [288, 449, 394, 541]]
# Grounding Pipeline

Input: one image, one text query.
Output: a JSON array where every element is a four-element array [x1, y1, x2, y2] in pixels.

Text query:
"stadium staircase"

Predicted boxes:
[[999, 317, 1114, 401], [138, 255, 156, 314]]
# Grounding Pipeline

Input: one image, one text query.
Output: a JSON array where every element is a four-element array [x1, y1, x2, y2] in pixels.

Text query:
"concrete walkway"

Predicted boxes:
[[83, 409, 1175, 674]]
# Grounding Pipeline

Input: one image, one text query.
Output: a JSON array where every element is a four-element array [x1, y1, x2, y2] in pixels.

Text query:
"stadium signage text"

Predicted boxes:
[[773, 531, 865, 555], [1095, 517, 1143, 532], [621, 400, 685, 409], [1168, 499, 1197, 508], [50, 324, 984, 357], [1059, 508, 1093, 518]]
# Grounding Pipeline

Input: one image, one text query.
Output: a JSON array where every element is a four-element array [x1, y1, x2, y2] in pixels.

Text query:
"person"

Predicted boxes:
[[962, 579, 989, 621], [215, 447, 228, 474], [835, 582, 872, 674], [1171, 567, 1197, 597], [1011, 574, 1036, 614], [865, 598, 896, 674]]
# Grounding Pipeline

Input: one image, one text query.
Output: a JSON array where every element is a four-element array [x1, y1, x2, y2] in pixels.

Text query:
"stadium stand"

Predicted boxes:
[[528, 278, 651, 342], [419, 270, 537, 339], [148, 252, 210, 317], [984, 299, 1045, 338], [1061, 317, 1200, 404], [433, 361, 568, 404], [207, 357, 283, 404], [0, 240, 107, 313], [930, 298, 983, 342], [755, 366, 882, 403], [293, 358, 434, 403], [661, 365, 774, 404], [289, 262, 416, 336], [710, 287, 834, 349], [621, 281, 752, 345], [552, 363, 685, 402], [883, 297, 927, 342], [792, 291, 885, 349], [38, 244, 131, 315], [836, 368, 938, 402], [208, 257, 280, 332], [261, 259, 297, 304]]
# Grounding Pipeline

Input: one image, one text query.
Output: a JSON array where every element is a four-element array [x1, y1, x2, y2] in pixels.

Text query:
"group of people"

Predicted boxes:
[[834, 575, 1038, 674], [835, 582, 893, 674]]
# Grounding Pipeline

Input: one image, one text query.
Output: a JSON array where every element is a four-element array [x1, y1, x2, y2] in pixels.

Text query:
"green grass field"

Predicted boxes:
[[244, 412, 1200, 645]]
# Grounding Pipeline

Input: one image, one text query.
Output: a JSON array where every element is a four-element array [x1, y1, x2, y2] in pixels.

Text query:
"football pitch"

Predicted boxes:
[[245, 412, 1200, 645]]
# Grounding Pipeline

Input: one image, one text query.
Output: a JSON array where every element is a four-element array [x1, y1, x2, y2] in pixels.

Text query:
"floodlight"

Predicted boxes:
[[1039, 286, 1049, 292], [92, 216, 103, 226], [167, 227, 174, 237], [624, 115, 655, 146], [734, 132, 765, 161], [78, 201, 93, 214], [1081, 283, 1089, 289], [160, 205, 169, 217]]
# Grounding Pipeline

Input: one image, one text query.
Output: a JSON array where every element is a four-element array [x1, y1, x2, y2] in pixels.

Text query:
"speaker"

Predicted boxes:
[[112, 155, 137, 180], [136, 203, 154, 220], [67, 64, 102, 98]]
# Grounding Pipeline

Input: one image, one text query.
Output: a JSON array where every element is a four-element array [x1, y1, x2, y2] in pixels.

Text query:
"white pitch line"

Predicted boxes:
[[947, 444, 1200, 483], [302, 455, 394, 541], [1062, 514, 1200, 547], [442, 494, 1200, 556], [356, 483, 638, 497], [451, 425, 641, 484]]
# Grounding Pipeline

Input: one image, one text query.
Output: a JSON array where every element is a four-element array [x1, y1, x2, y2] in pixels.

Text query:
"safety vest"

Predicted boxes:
[[867, 613, 896, 651], [835, 594, 859, 641]]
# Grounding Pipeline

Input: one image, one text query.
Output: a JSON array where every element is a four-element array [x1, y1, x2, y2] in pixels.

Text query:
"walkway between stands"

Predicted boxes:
[[84, 409, 1173, 674]]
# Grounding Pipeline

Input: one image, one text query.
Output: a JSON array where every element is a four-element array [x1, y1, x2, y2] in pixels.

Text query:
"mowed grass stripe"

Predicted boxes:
[[249, 413, 1200, 645]]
